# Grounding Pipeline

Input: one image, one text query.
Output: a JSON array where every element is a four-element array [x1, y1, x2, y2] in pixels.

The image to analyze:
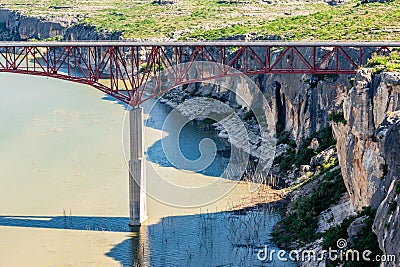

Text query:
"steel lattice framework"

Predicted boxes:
[[0, 41, 398, 106]]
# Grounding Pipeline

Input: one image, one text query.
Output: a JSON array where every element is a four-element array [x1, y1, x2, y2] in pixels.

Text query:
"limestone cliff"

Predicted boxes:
[[373, 111, 400, 266], [332, 69, 400, 265], [0, 9, 70, 40], [261, 73, 349, 144], [175, 48, 369, 145], [332, 70, 400, 210], [0, 9, 121, 41], [372, 112, 400, 266]]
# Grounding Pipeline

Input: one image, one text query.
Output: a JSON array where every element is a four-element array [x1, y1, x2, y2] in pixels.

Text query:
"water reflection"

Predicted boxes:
[[0, 204, 295, 266]]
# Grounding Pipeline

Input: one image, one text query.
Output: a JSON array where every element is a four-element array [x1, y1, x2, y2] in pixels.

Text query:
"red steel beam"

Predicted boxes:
[[0, 42, 399, 107]]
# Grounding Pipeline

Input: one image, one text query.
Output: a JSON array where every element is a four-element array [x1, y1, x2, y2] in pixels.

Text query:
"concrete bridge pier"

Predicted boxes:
[[129, 107, 147, 226]]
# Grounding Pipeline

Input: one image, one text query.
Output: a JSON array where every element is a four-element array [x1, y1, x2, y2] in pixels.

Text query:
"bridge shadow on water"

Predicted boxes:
[[101, 95, 130, 109], [0, 203, 294, 266], [0, 215, 131, 232], [143, 100, 232, 178]]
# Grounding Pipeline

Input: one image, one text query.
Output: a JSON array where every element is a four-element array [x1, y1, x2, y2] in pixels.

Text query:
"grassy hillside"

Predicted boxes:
[[2, 0, 400, 40], [186, 1, 400, 40]]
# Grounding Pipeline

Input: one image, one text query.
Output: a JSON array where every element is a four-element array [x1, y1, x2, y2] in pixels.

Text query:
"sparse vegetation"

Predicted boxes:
[[242, 110, 255, 121], [28, 35, 63, 42], [184, 0, 400, 41], [2, 0, 400, 40], [380, 163, 389, 177], [321, 207, 382, 267], [1, 0, 327, 39], [309, 74, 340, 87], [274, 126, 336, 172], [277, 130, 297, 148], [388, 201, 397, 215], [366, 51, 400, 73], [322, 157, 337, 172], [272, 168, 346, 247]]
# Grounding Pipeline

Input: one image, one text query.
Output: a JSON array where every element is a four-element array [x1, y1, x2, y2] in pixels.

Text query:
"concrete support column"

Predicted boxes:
[[129, 107, 147, 226]]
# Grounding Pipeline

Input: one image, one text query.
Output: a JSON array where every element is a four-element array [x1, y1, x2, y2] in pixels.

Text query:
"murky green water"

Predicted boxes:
[[0, 73, 294, 266]]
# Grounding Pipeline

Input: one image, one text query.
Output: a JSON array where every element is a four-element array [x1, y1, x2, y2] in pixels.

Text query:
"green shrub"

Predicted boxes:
[[322, 158, 337, 173], [349, 77, 355, 87], [295, 147, 316, 166], [203, 118, 216, 125], [288, 140, 297, 149], [366, 51, 400, 73], [380, 163, 388, 177], [388, 201, 397, 215], [274, 126, 336, 172], [322, 207, 382, 267], [276, 123, 285, 134], [329, 110, 347, 125], [313, 126, 336, 153], [243, 110, 254, 121], [277, 131, 291, 145], [396, 182, 400, 194]]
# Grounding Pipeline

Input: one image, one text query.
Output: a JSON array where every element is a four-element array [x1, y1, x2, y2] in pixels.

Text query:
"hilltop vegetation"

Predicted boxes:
[[0, 0, 329, 38], [186, 0, 400, 40], [366, 50, 400, 72], [1, 0, 400, 40]]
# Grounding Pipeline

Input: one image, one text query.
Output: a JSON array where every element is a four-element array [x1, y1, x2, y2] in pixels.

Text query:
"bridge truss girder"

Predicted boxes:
[[0, 42, 397, 106]]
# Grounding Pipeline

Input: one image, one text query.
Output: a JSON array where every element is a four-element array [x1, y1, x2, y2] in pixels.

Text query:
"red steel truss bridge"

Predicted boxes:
[[0, 41, 399, 107]]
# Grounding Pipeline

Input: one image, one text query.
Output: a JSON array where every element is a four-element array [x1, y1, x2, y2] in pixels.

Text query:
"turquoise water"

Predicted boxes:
[[145, 101, 231, 177]]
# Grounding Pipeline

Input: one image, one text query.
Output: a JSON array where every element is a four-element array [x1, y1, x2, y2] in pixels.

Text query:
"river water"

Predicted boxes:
[[0, 73, 295, 266]]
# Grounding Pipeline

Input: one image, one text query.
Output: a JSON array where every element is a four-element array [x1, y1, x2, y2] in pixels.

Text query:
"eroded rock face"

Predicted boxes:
[[372, 112, 400, 266], [347, 215, 368, 243], [262, 73, 349, 145], [332, 70, 400, 211], [0, 9, 71, 40], [0, 9, 121, 41], [166, 60, 354, 147], [331, 70, 400, 265]]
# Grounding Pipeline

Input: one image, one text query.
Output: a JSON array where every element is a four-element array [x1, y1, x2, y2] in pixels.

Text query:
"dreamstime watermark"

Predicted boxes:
[[256, 239, 396, 263], [122, 61, 276, 208]]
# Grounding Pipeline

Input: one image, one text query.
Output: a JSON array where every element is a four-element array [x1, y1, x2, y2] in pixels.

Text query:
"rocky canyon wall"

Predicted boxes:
[[332, 70, 400, 210], [332, 69, 400, 265], [0, 9, 122, 41]]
